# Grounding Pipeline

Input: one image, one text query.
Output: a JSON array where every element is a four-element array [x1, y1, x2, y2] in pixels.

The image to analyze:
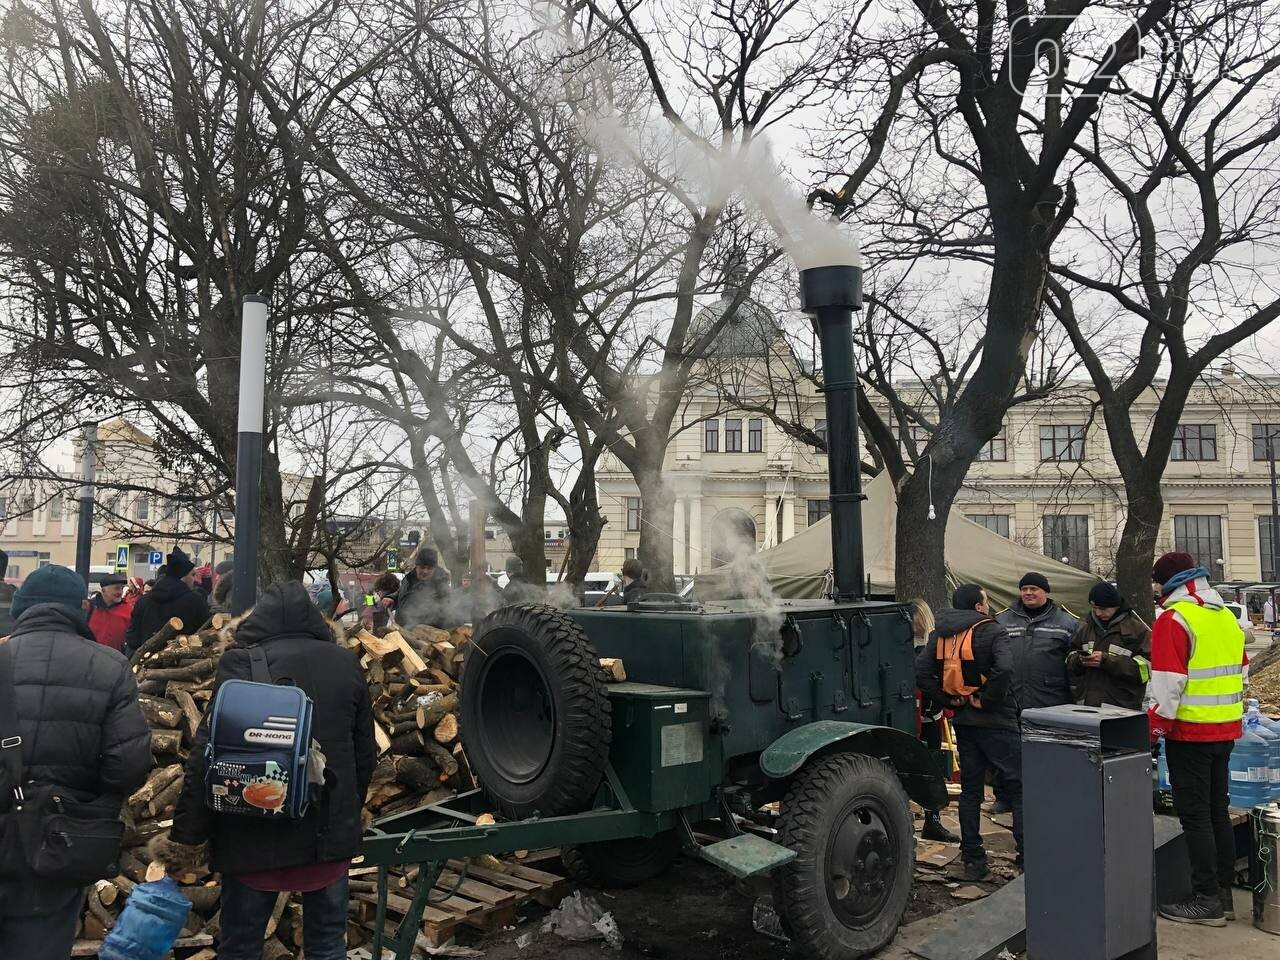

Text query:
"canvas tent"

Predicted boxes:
[[695, 472, 1099, 614]]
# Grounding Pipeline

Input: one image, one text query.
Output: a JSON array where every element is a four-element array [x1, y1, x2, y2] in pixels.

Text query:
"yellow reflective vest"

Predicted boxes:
[[1168, 601, 1245, 725]]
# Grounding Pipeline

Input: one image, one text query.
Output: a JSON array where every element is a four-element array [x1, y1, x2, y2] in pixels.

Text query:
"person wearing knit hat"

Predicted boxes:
[[995, 570, 1078, 712], [1018, 572, 1051, 593], [1147, 551, 1248, 926], [9, 564, 89, 622], [124, 545, 210, 656], [0, 566, 151, 953], [1065, 582, 1150, 710]]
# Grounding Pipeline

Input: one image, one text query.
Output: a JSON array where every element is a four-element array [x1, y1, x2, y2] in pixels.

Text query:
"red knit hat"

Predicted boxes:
[[1152, 551, 1196, 587]]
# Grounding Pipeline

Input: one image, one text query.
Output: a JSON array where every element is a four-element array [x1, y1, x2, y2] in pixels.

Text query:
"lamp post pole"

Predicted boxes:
[[1268, 431, 1279, 618], [74, 423, 98, 582], [231, 295, 269, 614]]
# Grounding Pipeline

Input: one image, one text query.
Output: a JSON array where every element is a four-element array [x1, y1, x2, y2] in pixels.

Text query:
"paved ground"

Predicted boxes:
[[460, 804, 1278, 960]]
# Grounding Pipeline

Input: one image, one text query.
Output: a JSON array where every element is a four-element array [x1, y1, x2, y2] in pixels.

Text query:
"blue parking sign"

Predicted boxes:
[[115, 545, 130, 572], [148, 550, 163, 567]]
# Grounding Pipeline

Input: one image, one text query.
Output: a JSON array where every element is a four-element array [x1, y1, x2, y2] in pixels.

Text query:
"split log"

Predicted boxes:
[[432, 713, 458, 744], [388, 731, 425, 756], [129, 764, 183, 809], [140, 660, 217, 683], [130, 617, 185, 666], [415, 693, 458, 729], [264, 891, 290, 939], [86, 885, 116, 932], [151, 729, 184, 756], [599, 658, 626, 682], [422, 740, 459, 778], [182, 883, 222, 915], [137, 696, 183, 729], [148, 772, 185, 817], [391, 756, 440, 794], [94, 878, 120, 907], [171, 688, 203, 740], [117, 850, 150, 884]]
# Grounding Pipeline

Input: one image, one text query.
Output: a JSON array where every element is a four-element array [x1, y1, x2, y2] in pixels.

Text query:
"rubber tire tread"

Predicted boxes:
[[561, 831, 681, 889], [772, 752, 914, 960], [460, 603, 611, 819]]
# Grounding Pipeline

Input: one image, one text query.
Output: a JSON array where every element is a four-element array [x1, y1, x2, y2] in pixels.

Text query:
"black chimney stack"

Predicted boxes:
[[800, 264, 865, 602]]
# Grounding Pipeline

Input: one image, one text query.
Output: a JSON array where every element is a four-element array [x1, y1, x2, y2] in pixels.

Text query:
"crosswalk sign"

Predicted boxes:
[[115, 544, 130, 572], [386, 547, 398, 571]]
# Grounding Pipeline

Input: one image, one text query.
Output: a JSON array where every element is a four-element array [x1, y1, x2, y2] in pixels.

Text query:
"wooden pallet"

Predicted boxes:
[[70, 934, 214, 957], [356, 855, 571, 947]]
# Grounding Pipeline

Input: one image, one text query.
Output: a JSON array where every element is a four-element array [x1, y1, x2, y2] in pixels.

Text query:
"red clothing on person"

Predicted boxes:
[[237, 859, 348, 893], [87, 594, 136, 653], [1147, 576, 1248, 743]]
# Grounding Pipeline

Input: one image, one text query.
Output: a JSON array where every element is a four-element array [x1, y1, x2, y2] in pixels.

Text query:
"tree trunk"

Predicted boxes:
[[257, 449, 295, 585], [1114, 489, 1163, 626], [893, 464, 963, 613], [563, 472, 604, 586], [634, 465, 675, 593]]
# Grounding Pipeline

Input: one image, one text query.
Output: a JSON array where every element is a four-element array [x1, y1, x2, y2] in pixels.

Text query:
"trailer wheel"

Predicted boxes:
[[460, 604, 611, 819], [562, 831, 680, 888], [773, 753, 914, 959]]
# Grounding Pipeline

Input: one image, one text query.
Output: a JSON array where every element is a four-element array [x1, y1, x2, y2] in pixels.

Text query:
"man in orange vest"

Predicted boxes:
[[916, 584, 1019, 880], [1149, 551, 1247, 926]]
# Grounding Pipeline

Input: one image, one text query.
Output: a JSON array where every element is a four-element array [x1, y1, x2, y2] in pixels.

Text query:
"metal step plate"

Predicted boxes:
[[697, 833, 796, 878]]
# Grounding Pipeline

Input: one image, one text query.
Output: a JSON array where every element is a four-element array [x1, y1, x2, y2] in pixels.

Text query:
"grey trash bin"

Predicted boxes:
[[1023, 704, 1156, 960]]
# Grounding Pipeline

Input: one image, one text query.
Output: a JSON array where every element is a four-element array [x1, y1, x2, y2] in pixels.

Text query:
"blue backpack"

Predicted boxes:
[[204, 646, 315, 819]]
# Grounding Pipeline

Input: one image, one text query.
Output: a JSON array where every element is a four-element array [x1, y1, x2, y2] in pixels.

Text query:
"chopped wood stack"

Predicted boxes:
[[74, 613, 474, 957]]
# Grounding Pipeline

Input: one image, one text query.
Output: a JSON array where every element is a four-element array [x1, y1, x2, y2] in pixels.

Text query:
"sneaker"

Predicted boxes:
[[921, 813, 960, 844], [1158, 895, 1227, 927], [963, 860, 990, 882], [986, 798, 1013, 816], [1220, 887, 1235, 921]]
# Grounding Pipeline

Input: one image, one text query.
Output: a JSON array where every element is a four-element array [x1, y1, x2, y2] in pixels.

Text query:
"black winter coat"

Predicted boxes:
[[171, 583, 375, 876], [996, 600, 1078, 711], [915, 608, 1018, 730], [622, 579, 646, 604], [125, 575, 210, 656], [0, 604, 152, 912]]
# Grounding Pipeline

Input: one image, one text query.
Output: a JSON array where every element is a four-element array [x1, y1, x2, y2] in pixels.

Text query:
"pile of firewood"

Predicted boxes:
[[74, 613, 472, 956]]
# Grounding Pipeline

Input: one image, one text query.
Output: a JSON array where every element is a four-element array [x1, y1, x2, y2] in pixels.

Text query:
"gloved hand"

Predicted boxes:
[[149, 834, 210, 875]]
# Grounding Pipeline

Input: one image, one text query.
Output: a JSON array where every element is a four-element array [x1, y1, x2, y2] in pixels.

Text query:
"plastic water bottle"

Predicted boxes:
[[1231, 707, 1275, 808], [98, 876, 192, 960], [1246, 699, 1280, 800]]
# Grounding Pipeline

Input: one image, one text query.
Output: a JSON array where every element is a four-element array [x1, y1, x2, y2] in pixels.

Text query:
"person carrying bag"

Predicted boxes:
[[0, 566, 151, 959]]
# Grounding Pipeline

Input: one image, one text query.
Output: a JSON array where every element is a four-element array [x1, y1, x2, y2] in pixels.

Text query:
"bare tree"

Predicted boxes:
[[1044, 1, 1280, 617]]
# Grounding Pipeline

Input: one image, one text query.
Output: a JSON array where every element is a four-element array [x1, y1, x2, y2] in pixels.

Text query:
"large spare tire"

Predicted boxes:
[[460, 604, 611, 818]]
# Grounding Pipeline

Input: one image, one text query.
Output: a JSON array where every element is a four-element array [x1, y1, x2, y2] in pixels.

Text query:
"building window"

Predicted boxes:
[[1259, 517, 1280, 581], [626, 496, 641, 532], [1174, 515, 1224, 580], [20, 493, 33, 513], [975, 432, 1007, 462], [0, 496, 6, 521], [966, 513, 1011, 538], [135, 496, 149, 521], [814, 419, 827, 446], [1252, 423, 1280, 460], [1043, 514, 1090, 571], [704, 419, 719, 452], [544, 529, 551, 540], [1171, 424, 1217, 461], [1040, 424, 1085, 462], [484, 529, 495, 540], [807, 499, 830, 526], [748, 418, 762, 453], [892, 423, 931, 455], [725, 418, 743, 452], [624, 547, 636, 561], [49, 492, 63, 521]]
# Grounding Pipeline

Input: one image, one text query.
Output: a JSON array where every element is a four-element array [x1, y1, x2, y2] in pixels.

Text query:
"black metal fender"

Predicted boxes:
[[760, 719, 948, 811]]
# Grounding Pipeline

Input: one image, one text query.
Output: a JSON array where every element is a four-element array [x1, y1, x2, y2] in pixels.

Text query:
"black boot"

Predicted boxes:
[[1220, 887, 1235, 921], [1158, 894, 1227, 927], [921, 811, 959, 844]]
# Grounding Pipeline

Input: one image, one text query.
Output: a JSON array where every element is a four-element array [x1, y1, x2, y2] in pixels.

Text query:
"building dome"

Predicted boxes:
[[686, 267, 780, 359]]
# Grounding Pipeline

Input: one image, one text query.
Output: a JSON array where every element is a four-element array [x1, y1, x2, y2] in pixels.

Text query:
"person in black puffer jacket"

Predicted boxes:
[[125, 547, 210, 657], [0, 566, 151, 959], [159, 580, 374, 960], [995, 572, 1078, 712], [916, 583, 1021, 881]]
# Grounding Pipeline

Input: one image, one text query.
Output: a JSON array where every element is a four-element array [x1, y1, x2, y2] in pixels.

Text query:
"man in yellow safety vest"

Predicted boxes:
[[1148, 551, 1248, 927]]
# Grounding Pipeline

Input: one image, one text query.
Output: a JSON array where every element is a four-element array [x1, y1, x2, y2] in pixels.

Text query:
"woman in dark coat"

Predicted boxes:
[[159, 581, 374, 960]]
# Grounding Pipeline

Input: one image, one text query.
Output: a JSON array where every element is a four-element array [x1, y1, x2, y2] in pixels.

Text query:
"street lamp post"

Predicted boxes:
[[1268, 431, 1280, 620], [74, 423, 98, 582], [231, 295, 269, 614]]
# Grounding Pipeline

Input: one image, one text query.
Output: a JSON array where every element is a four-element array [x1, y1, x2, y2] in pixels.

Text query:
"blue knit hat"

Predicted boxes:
[[11, 564, 87, 620]]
